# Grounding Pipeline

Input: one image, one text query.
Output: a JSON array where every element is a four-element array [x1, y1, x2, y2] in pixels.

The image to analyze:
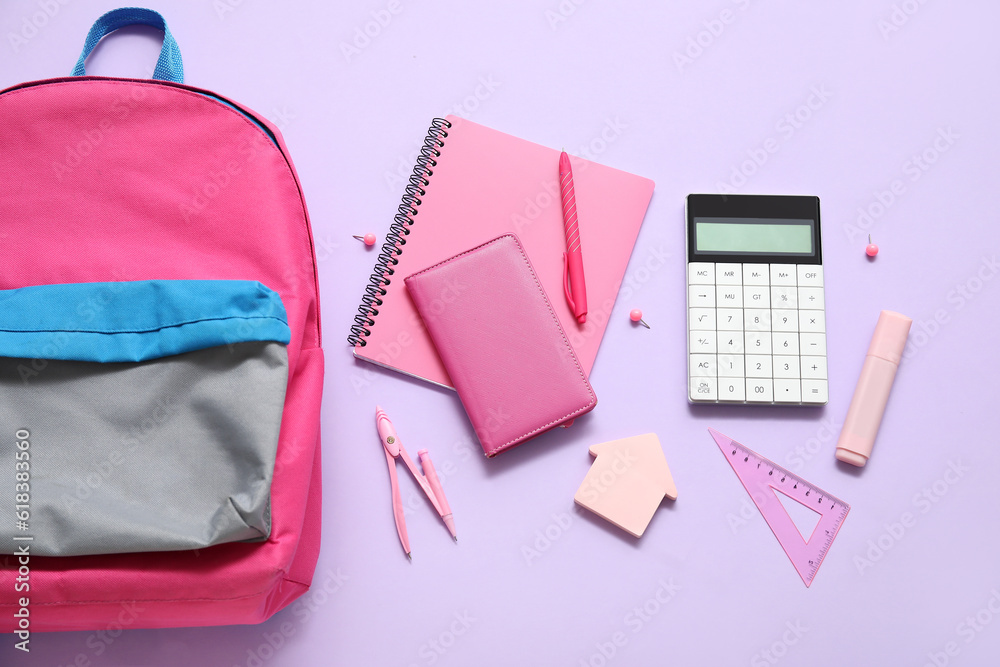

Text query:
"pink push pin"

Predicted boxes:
[[353, 233, 377, 247], [629, 309, 650, 329], [866, 234, 879, 257]]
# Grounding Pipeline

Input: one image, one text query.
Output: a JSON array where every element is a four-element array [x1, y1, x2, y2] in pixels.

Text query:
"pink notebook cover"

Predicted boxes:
[[353, 116, 655, 388], [404, 234, 597, 457]]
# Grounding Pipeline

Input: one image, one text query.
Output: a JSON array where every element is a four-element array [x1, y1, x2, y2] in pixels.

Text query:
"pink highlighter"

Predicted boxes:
[[836, 310, 912, 467]]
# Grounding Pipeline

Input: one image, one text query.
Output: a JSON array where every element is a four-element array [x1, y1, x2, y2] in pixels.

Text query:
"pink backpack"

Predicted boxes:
[[0, 8, 323, 632]]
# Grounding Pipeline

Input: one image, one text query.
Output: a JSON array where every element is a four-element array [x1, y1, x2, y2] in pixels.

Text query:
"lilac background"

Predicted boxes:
[[3, 1, 1000, 665]]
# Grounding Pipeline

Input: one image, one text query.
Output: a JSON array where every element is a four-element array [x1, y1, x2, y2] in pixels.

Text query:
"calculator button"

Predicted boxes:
[[801, 356, 827, 379], [746, 354, 772, 378], [743, 263, 770, 286], [799, 310, 825, 333], [719, 379, 746, 401], [690, 308, 716, 330], [691, 377, 718, 401], [690, 330, 716, 353], [798, 286, 824, 310], [800, 332, 826, 355], [773, 355, 800, 378], [717, 308, 744, 331], [744, 309, 771, 331], [689, 285, 715, 307], [774, 379, 802, 403], [743, 286, 769, 308], [797, 265, 823, 287], [746, 378, 774, 402], [689, 262, 715, 285], [718, 355, 745, 377], [801, 379, 829, 404], [772, 309, 798, 332], [771, 286, 797, 309], [716, 286, 742, 307], [689, 257, 826, 406], [772, 332, 799, 355], [716, 263, 742, 285], [745, 331, 771, 353], [718, 332, 744, 354], [770, 264, 797, 286], [690, 354, 717, 377]]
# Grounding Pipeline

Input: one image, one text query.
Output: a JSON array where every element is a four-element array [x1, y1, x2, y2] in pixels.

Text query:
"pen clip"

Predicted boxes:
[[562, 252, 576, 312]]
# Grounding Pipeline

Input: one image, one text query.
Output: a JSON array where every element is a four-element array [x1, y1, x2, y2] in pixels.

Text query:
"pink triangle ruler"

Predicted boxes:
[[709, 428, 850, 587]]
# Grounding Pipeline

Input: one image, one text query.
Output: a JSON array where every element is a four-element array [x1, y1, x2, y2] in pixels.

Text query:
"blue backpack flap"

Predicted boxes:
[[0, 280, 290, 557]]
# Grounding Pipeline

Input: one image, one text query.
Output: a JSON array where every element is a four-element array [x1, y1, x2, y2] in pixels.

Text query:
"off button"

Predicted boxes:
[[797, 265, 823, 287]]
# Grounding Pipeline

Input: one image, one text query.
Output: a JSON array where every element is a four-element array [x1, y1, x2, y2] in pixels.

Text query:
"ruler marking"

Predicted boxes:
[[710, 428, 851, 587]]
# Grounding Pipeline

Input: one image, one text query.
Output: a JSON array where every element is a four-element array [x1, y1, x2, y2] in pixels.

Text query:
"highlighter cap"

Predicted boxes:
[[866, 310, 912, 365]]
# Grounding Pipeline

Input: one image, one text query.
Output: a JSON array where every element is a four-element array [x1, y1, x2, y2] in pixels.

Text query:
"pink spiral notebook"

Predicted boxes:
[[348, 116, 655, 388]]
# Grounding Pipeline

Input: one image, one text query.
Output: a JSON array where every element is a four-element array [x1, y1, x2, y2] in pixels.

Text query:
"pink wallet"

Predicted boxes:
[[404, 234, 597, 457]]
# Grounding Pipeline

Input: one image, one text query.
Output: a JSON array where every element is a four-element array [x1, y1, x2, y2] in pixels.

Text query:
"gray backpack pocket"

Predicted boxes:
[[0, 279, 290, 556]]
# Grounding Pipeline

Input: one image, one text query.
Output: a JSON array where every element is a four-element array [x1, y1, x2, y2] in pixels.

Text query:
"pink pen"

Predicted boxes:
[[559, 150, 588, 324], [376, 406, 457, 559], [419, 450, 456, 539], [836, 311, 912, 467]]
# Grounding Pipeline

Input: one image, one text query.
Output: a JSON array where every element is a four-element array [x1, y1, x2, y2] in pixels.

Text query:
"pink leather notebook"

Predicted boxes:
[[348, 116, 655, 388], [404, 234, 597, 458]]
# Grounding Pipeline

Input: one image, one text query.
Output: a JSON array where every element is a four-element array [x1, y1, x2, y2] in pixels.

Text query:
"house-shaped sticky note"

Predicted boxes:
[[573, 433, 677, 538]]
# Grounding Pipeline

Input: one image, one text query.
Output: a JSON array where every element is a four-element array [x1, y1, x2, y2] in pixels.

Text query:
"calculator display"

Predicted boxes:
[[694, 218, 813, 256]]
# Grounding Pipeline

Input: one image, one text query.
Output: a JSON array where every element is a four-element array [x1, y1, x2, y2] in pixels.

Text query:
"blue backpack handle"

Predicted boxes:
[[72, 7, 183, 83]]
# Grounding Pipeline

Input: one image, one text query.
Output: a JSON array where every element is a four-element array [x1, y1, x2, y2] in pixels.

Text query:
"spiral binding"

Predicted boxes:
[[348, 118, 452, 346]]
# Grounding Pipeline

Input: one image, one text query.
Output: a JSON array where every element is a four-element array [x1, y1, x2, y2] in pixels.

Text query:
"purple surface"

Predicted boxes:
[[3, 1, 1000, 665]]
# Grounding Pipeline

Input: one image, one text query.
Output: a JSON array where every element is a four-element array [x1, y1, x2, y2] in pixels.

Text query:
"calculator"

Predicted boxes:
[[686, 194, 827, 405]]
